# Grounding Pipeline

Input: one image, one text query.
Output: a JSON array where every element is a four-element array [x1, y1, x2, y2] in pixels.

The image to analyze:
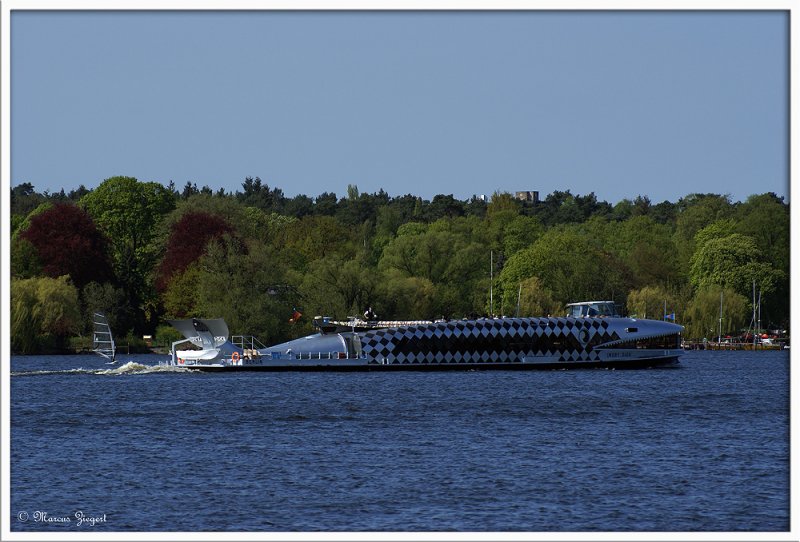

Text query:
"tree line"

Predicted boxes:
[[9, 176, 789, 353]]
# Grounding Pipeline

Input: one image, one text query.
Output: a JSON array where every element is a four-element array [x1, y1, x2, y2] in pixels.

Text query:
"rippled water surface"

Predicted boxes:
[[10, 350, 789, 531]]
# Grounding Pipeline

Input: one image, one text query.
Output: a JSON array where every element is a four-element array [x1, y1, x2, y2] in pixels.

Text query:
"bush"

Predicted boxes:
[[69, 335, 93, 352], [123, 333, 151, 354], [154, 324, 183, 348]]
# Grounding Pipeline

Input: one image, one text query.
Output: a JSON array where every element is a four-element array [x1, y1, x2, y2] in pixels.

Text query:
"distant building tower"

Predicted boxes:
[[515, 191, 539, 203]]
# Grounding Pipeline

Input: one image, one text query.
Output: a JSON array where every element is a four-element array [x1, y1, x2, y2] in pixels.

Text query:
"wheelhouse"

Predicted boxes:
[[565, 301, 619, 318]]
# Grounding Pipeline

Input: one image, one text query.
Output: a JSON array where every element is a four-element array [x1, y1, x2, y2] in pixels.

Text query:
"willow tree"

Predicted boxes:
[[512, 276, 562, 318], [11, 276, 81, 353], [683, 286, 748, 341], [626, 285, 679, 320]]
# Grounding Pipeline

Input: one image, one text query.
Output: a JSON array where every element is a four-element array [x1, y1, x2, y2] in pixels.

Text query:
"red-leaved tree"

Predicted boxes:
[[156, 211, 236, 291], [21, 202, 114, 288]]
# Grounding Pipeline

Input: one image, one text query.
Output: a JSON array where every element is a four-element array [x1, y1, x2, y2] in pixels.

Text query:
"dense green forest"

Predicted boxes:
[[9, 176, 789, 353]]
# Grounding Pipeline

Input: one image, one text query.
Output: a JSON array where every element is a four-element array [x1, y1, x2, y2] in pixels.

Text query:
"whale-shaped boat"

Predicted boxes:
[[164, 302, 683, 371]]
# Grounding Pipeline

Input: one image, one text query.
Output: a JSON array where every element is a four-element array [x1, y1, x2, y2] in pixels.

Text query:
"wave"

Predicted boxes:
[[11, 361, 190, 377]]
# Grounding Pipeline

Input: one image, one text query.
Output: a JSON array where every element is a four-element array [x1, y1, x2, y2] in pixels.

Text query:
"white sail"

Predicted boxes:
[[92, 312, 116, 363]]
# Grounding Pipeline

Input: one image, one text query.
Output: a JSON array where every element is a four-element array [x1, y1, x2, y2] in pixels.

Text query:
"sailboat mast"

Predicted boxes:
[[758, 289, 762, 340], [490, 250, 493, 317], [718, 291, 723, 344], [753, 280, 757, 348]]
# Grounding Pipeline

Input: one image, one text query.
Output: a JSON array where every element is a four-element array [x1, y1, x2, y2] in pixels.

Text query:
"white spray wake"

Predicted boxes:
[[11, 361, 190, 377]]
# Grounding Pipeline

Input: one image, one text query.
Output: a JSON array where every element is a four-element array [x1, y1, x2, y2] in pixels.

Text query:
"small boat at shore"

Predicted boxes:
[[163, 301, 684, 371]]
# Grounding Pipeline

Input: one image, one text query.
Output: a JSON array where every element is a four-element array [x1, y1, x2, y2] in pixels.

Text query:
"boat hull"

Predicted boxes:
[[179, 356, 682, 372]]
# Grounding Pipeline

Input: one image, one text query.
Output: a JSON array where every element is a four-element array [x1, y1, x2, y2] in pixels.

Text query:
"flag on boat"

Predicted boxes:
[[289, 308, 302, 323], [664, 312, 676, 321]]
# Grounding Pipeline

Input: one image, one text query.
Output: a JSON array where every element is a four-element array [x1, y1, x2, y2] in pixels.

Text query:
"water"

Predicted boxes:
[[10, 351, 789, 532]]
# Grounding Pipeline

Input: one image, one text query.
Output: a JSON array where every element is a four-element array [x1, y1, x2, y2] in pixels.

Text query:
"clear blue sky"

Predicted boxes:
[[10, 10, 788, 204]]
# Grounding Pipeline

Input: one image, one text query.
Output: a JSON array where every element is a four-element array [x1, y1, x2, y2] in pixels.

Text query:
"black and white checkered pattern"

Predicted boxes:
[[360, 318, 619, 364]]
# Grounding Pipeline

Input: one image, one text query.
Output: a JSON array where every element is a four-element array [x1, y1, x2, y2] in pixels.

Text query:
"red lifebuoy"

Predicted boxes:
[[178, 358, 184, 365], [232, 351, 240, 364]]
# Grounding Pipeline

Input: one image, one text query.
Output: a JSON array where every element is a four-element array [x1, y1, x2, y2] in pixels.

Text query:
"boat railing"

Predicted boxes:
[[231, 335, 268, 350], [263, 351, 366, 361]]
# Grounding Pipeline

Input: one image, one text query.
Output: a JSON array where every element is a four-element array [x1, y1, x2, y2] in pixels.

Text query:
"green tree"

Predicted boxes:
[[237, 176, 281, 211], [81, 176, 176, 331], [650, 200, 677, 224], [10, 279, 39, 353], [683, 286, 749, 340], [280, 215, 356, 266], [161, 264, 203, 319], [499, 227, 626, 306], [193, 238, 294, 345], [299, 254, 378, 318], [377, 220, 489, 318], [693, 219, 737, 249], [626, 285, 678, 320], [607, 216, 681, 288], [283, 194, 315, 218], [371, 206, 407, 262], [510, 276, 561, 317], [11, 276, 81, 353], [396, 221, 427, 237], [611, 199, 634, 222], [536, 190, 594, 225], [377, 274, 436, 320], [689, 233, 782, 296], [10, 237, 42, 279], [12, 201, 54, 239], [632, 195, 652, 217], [464, 195, 488, 218], [674, 193, 734, 269], [380, 229, 472, 284], [733, 193, 789, 270], [732, 193, 790, 327], [82, 176, 175, 261], [501, 215, 544, 256], [10, 182, 47, 217], [422, 194, 465, 221], [81, 281, 133, 337], [346, 184, 360, 200], [487, 191, 520, 217], [312, 191, 338, 216]]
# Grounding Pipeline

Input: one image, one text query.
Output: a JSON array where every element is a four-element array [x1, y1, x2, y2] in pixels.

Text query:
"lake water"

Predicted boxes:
[[9, 350, 789, 532]]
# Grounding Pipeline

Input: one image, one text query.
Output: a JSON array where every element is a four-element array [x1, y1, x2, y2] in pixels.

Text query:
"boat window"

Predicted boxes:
[[567, 305, 585, 318], [591, 303, 618, 317]]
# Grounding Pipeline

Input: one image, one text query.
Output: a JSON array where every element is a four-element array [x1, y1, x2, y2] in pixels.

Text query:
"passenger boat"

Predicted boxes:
[[163, 301, 684, 371]]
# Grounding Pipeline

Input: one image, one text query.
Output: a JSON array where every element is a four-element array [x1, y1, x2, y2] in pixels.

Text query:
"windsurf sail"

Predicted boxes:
[[92, 312, 116, 362]]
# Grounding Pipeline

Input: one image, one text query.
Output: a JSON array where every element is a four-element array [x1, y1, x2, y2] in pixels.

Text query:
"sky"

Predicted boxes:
[[10, 10, 789, 204]]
